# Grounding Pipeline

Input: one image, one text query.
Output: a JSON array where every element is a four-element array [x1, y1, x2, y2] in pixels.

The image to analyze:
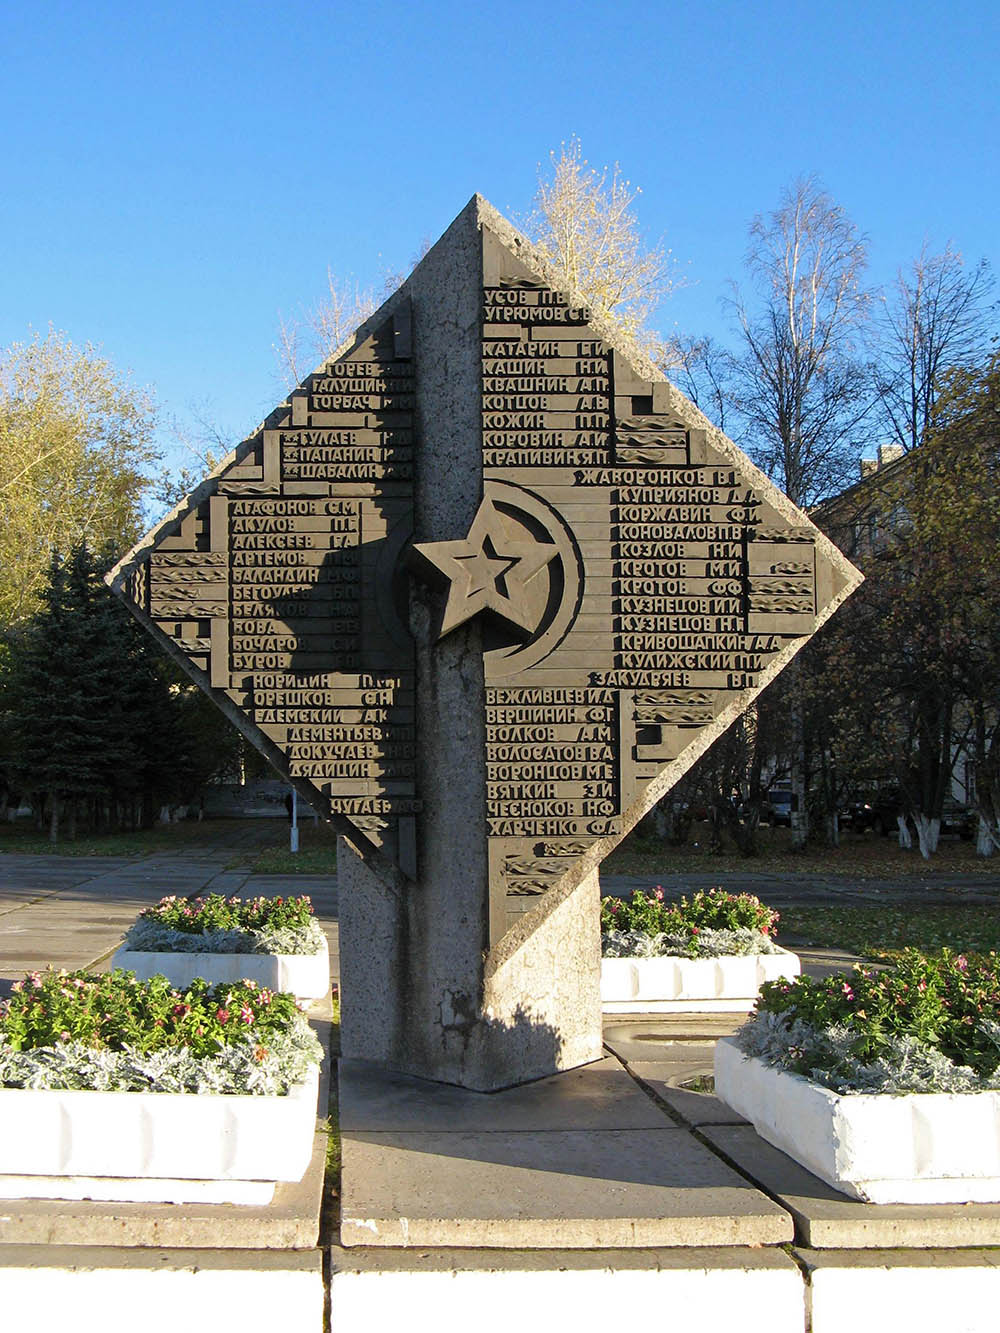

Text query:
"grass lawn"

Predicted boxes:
[[777, 902, 1000, 960], [0, 816, 339, 872], [244, 821, 339, 874], [0, 818, 246, 857], [604, 824, 997, 879], [2, 812, 994, 886]]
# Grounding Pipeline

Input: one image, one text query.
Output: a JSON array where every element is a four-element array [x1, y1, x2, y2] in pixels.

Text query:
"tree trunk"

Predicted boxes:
[[788, 670, 809, 849], [49, 791, 59, 844], [977, 816, 998, 858], [914, 813, 940, 859], [824, 811, 840, 847], [896, 814, 913, 850]]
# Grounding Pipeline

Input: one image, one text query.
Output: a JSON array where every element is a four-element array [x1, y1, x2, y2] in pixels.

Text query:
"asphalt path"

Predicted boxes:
[[2, 829, 998, 991], [0, 836, 340, 994]]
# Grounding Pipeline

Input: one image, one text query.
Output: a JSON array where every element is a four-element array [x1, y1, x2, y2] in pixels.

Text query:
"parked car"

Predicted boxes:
[[762, 788, 794, 827], [839, 798, 876, 831], [845, 789, 975, 839]]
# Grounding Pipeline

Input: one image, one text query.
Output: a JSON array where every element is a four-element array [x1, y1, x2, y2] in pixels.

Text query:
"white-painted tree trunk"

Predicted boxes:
[[913, 814, 941, 859], [977, 817, 998, 858], [896, 815, 912, 849]]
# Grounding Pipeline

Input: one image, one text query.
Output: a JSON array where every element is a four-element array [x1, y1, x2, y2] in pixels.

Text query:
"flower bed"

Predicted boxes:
[[113, 893, 330, 999], [600, 887, 800, 1013], [0, 968, 323, 1202], [714, 950, 1000, 1202]]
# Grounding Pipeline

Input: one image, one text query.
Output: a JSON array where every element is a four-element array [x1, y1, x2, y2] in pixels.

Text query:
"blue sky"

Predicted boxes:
[[3, 0, 997, 479]]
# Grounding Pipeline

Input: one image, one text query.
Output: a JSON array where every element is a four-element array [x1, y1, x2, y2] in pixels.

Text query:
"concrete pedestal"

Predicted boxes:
[[339, 842, 602, 1090]]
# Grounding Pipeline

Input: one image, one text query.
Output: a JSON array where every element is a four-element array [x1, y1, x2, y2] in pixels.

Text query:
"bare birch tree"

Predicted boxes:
[[728, 175, 871, 507], [870, 244, 994, 452], [525, 138, 684, 365], [725, 178, 871, 848], [274, 271, 380, 389]]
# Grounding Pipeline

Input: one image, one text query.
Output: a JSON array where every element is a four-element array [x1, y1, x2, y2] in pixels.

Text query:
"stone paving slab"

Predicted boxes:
[[0, 1127, 328, 1249], [340, 1116, 792, 1249], [705, 1125, 1000, 1248], [331, 1240, 800, 1274], [339, 1056, 669, 1132], [628, 1059, 748, 1127], [603, 1016, 743, 1064]]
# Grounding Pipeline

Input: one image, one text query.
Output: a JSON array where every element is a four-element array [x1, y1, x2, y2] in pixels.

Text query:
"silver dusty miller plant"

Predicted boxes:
[[0, 1013, 322, 1096], [602, 925, 783, 959], [737, 1009, 1000, 1096], [122, 916, 327, 956]]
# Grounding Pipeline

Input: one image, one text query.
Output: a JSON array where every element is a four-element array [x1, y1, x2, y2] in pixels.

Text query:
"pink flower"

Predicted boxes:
[[240, 1004, 254, 1025], [216, 1007, 230, 1024], [653, 886, 664, 902], [956, 955, 968, 972]]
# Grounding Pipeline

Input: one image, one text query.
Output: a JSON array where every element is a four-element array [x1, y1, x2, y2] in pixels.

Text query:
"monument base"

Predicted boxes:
[[338, 838, 602, 1090]]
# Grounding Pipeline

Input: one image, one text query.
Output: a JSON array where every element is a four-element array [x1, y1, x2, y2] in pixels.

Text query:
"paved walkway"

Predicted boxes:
[[3, 828, 999, 990], [0, 836, 339, 992]]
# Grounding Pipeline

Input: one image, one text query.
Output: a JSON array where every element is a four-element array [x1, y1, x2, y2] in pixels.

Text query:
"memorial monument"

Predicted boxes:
[[108, 197, 861, 1089]]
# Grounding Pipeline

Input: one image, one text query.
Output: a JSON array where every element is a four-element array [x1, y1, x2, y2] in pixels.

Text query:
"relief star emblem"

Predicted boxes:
[[414, 493, 558, 638]]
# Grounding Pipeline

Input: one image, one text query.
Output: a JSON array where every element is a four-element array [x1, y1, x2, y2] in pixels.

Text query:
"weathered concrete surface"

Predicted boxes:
[[0, 1245, 324, 1328], [341, 1127, 793, 1248], [338, 199, 604, 1091], [0, 1128, 327, 1248], [628, 1058, 748, 1127], [330, 1244, 804, 1333], [339, 1054, 791, 1249], [342, 801, 601, 1093], [707, 1125, 1000, 1249], [602, 1015, 744, 1065], [339, 1055, 665, 1132]]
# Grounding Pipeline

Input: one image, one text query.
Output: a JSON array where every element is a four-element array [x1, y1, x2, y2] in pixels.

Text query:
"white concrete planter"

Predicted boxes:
[[112, 937, 330, 1000], [715, 1037, 1000, 1203], [601, 947, 800, 1013], [0, 1066, 319, 1205]]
